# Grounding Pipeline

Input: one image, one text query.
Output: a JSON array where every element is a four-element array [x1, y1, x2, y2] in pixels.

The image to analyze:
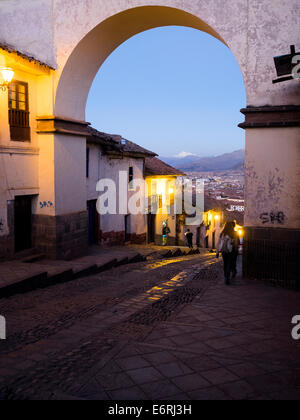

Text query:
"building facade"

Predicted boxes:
[[0, 0, 299, 284], [145, 157, 185, 246], [87, 129, 156, 247], [0, 44, 56, 259]]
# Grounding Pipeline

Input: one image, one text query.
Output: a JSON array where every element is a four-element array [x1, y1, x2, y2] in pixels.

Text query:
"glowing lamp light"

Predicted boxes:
[[169, 187, 174, 195], [235, 227, 244, 238], [214, 215, 220, 221], [0, 67, 14, 91]]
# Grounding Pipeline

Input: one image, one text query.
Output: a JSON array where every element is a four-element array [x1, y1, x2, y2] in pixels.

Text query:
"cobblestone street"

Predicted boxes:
[[0, 252, 300, 400]]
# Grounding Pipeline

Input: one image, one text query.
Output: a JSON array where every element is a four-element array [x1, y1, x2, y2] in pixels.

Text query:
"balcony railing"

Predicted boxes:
[[9, 109, 31, 142]]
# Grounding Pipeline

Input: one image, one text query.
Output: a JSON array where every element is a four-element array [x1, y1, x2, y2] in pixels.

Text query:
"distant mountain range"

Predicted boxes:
[[161, 149, 245, 173]]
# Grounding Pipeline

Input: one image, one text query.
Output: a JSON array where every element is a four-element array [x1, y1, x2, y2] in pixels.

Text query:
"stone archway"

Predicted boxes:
[[36, 3, 250, 260], [19, 0, 298, 284], [54, 6, 233, 121]]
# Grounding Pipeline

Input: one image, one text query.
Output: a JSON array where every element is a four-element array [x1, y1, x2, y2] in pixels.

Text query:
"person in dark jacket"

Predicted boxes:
[[230, 221, 240, 279], [185, 229, 194, 249], [216, 222, 236, 285]]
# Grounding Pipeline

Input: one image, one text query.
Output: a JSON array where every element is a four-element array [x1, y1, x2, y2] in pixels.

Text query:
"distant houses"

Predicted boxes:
[[86, 128, 188, 248], [87, 128, 156, 246], [145, 157, 185, 246]]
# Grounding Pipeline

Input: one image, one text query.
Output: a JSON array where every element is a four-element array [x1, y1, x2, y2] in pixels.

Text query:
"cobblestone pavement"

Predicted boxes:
[[0, 253, 300, 400]]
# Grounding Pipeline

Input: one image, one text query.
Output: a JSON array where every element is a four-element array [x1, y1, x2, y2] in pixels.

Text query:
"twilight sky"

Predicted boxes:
[[86, 26, 246, 158]]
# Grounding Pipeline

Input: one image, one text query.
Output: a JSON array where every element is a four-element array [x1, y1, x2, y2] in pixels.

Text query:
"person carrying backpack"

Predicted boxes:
[[216, 222, 236, 285], [185, 229, 194, 249], [230, 221, 240, 279], [162, 220, 171, 246]]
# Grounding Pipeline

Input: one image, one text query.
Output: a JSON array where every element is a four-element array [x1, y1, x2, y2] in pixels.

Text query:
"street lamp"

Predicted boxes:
[[0, 67, 14, 91], [237, 229, 244, 238], [273, 45, 299, 84]]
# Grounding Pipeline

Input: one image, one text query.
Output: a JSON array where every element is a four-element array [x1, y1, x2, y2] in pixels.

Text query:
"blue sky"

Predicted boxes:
[[86, 26, 246, 158]]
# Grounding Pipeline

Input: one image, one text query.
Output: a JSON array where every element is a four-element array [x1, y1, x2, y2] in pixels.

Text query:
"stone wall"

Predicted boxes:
[[99, 230, 126, 247], [128, 233, 147, 245], [0, 202, 14, 261], [100, 230, 146, 246], [243, 227, 300, 289], [32, 211, 88, 260]]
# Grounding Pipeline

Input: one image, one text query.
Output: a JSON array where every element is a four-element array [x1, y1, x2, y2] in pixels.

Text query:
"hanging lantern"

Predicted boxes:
[[273, 45, 299, 84]]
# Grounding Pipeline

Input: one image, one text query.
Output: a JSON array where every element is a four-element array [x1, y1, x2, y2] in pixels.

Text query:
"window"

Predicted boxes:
[[129, 167, 134, 184], [158, 194, 163, 209], [8, 81, 31, 142], [86, 148, 90, 178]]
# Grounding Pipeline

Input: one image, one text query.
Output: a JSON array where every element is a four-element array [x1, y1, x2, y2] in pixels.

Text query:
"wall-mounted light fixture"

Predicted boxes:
[[273, 45, 299, 84], [0, 67, 14, 91]]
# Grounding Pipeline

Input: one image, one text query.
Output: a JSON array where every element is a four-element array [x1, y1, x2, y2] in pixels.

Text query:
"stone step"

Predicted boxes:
[[0, 272, 48, 299], [0, 254, 141, 299], [22, 254, 46, 264], [14, 248, 39, 260]]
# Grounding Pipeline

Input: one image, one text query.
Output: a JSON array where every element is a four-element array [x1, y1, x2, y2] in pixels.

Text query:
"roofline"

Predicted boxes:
[[87, 128, 157, 158], [0, 42, 56, 70], [106, 151, 156, 159], [145, 173, 184, 178]]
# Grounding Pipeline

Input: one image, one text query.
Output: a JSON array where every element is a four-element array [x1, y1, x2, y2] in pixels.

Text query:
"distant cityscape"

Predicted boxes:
[[162, 150, 245, 225]]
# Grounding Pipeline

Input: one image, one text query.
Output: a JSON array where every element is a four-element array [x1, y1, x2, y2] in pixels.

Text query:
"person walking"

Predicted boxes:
[[185, 229, 194, 249], [230, 221, 240, 279], [216, 222, 236, 285], [162, 220, 171, 246]]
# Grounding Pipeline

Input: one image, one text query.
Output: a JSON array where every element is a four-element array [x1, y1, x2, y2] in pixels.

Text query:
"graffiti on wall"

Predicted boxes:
[[260, 212, 285, 225], [40, 201, 54, 209], [0, 209, 8, 236]]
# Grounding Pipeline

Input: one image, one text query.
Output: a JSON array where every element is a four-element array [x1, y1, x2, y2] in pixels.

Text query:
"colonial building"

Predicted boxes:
[[87, 128, 156, 246], [145, 157, 185, 246], [0, 43, 55, 260], [203, 196, 244, 250], [0, 0, 299, 285], [0, 42, 185, 260]]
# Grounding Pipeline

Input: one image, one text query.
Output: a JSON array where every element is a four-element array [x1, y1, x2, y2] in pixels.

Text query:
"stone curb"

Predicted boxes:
[[0, 249, 203, 299], [0, 255, 140, 299]]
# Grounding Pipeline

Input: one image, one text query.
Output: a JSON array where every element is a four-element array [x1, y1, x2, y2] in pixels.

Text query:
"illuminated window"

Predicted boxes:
[[158, 194, 163, 209], [8, 81, 31, 142]]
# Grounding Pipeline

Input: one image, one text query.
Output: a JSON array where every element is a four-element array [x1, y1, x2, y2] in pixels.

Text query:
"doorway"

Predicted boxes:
[[14, 195, 33, 253], [147, 214, 156, 244], [125, 215, 131, 243], [212, 231, 216, 249], [87, 200, 99, 245]]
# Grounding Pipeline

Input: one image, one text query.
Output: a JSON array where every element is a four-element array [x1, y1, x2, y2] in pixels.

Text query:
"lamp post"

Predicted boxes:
[[0, 67, 14, 91]]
